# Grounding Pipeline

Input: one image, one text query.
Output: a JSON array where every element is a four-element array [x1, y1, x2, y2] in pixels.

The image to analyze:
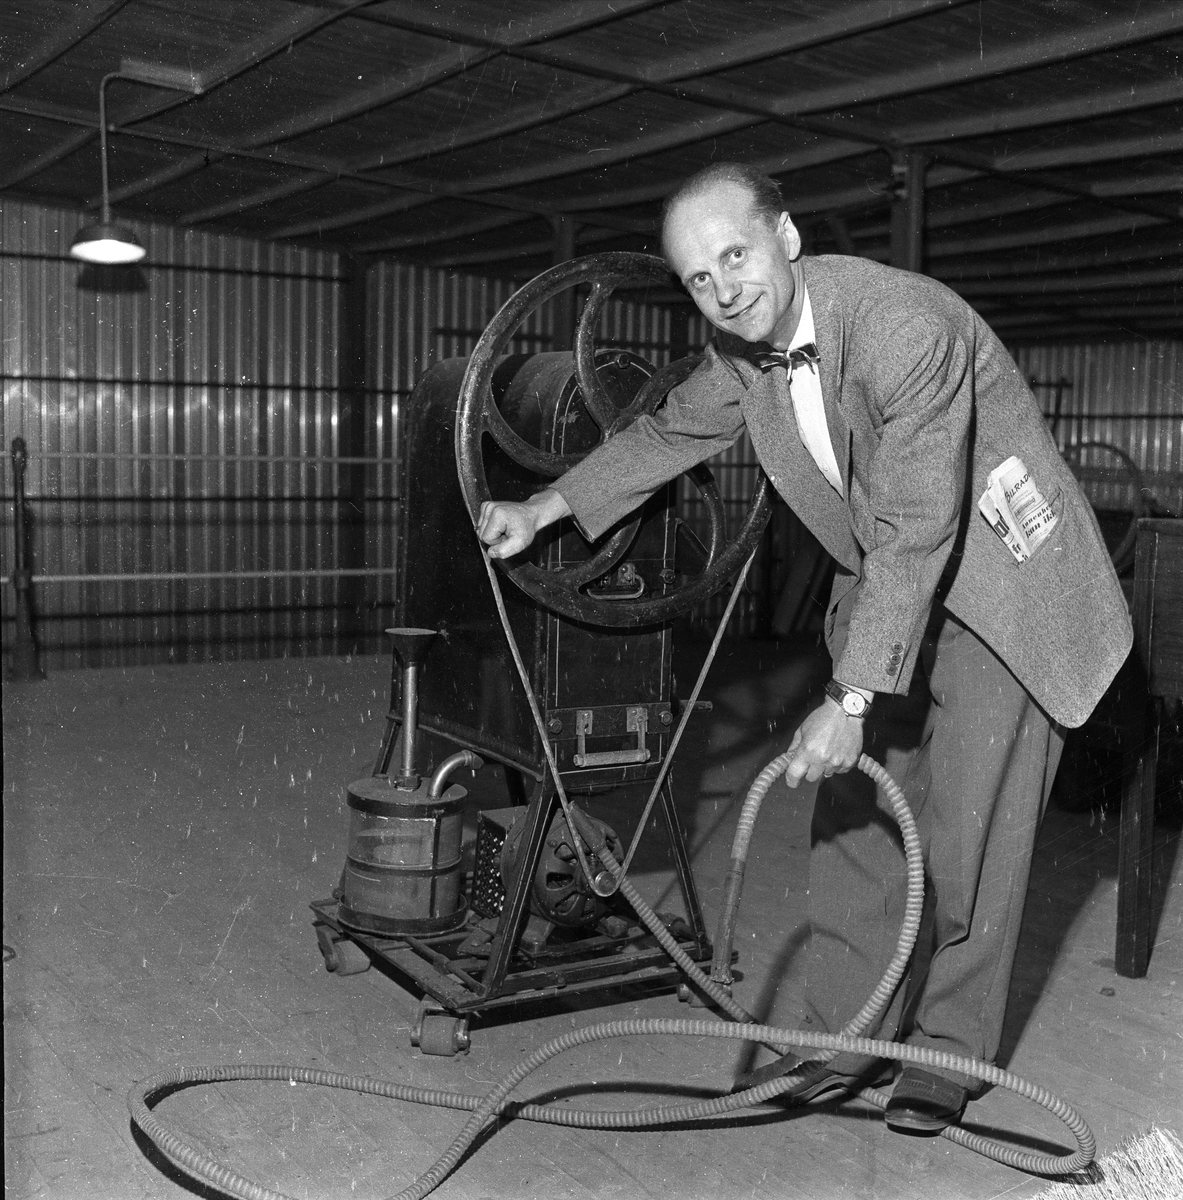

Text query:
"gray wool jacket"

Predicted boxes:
[[553, 255, 1131, 728]]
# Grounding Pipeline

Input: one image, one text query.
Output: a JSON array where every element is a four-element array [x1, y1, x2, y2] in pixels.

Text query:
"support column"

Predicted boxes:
[[890, 150, 928, 274], [337, 254, 370, 653], [549, 215, 579, 351], [8, 437, 44, 680]]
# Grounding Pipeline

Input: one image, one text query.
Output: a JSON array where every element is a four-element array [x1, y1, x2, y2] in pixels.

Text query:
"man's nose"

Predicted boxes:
[[715, 277, 742, 307]]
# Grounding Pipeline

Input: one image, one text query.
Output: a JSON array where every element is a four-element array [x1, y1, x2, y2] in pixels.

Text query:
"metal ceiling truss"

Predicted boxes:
[[0, 0, 1176, 337]]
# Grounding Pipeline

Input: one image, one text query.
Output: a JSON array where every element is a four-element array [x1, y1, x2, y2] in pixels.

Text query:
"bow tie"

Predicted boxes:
[[753, 343, 820, 374]]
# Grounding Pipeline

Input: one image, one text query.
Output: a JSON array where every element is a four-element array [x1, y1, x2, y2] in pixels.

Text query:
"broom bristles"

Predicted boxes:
[[1034, 1127, 1183, 1199]]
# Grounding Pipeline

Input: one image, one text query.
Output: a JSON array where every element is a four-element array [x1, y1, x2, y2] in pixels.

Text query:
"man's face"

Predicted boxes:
[[663, 181, 804, 348]]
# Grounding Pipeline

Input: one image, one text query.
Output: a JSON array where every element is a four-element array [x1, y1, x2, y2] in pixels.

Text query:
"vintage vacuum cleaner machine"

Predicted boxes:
[[311, 254, 770, 1055]]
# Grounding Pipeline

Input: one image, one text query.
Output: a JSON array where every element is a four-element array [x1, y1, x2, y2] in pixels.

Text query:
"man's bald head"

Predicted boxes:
[[661, 163, 784, 259]]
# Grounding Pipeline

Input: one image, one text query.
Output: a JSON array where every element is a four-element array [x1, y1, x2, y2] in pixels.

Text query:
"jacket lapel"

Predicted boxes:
[[739, 369, 861, 574], [805, 260, 852, 495]]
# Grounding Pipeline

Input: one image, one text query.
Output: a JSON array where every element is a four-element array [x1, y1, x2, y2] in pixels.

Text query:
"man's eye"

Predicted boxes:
[[691, 275, 708, 289], [729, 248, 745, 263]]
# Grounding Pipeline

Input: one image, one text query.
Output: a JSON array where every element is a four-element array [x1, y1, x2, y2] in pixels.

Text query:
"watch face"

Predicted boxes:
[[843, 692, 867, 716]]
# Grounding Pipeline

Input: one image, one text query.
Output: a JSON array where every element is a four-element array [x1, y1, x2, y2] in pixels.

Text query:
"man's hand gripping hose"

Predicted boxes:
[[127, 543, 1096, 1199]]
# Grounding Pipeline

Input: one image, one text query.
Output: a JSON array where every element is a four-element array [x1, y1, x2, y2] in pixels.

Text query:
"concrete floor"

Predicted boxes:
[[3, 640, 1181, 1200]]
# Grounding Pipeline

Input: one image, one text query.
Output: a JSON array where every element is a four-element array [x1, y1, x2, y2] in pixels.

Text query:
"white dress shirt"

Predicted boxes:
[[786, 287, 844, 497]]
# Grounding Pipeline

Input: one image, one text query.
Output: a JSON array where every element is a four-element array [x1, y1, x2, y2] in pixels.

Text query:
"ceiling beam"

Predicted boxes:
[[358, 163, 965, 253], [0, 0, 131, 94], [581, 31, 1183, 223], [0, 94, 652, 235], [917, 213, 1168, 259], [1095, 171, 1183, 198], [356, 209, 536, 253], [997, 127, 1183, 173], [667, 10, 1183, 126], [936, 232, 1183, 279], [103, 43, 496, 209], [952, 266, 1183, 296], [892, 77, 1183, 146], [427, 224, 625, 269], [446, 7, 1183, 224], [106, 0, 672, 212], [264, 106, 767, 239], [0, 0, 375, 192], [855, 164, 1183, 239], [368, 0, 969, 85], [989, 301, 1181, 322], [180, 0, 960, 233], [291, 3, 1183, 243]]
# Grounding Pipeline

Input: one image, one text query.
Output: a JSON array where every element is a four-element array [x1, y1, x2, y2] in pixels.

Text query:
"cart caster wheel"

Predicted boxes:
[[331, 938, 372, 975], [314, 921, 372, 976], [677, 980, 729, 1007], [411, 1010, 470, 1056]]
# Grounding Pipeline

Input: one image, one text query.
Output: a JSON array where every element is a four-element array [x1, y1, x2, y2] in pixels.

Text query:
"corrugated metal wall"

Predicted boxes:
[[1011, 341, 1183, 518], [4, 196, 1179, 671], [0, 199, 382, 670]]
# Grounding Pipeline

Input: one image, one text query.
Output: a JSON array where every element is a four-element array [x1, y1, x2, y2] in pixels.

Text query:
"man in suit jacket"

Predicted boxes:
[[478, 162, 1131, 1133]]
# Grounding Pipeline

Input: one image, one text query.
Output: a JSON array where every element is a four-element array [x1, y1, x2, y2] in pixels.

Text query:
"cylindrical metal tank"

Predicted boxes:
[[336, 776, 467, 935]]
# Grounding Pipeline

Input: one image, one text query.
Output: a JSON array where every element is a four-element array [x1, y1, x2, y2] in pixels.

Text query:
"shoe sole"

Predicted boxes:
[[884, 1110, 962, 1134]]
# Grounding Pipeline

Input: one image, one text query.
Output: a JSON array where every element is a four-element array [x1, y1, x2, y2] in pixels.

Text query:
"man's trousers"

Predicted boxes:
[[801, 603, 1065, 1090]]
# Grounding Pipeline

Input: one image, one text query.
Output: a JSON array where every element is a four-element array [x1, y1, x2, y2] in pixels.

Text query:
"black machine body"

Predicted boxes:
[[312, 255, 771, 1053]]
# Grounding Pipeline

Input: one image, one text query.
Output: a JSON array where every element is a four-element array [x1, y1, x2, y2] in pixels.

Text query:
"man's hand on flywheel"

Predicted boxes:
[[477, 489, 572, 559]]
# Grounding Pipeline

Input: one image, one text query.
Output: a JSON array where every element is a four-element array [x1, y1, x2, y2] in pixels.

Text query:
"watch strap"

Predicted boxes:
[[824, 678, 872, 718]]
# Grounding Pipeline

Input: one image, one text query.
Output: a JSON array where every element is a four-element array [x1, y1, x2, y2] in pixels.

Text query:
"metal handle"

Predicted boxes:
[[572, 747, 651, 768]]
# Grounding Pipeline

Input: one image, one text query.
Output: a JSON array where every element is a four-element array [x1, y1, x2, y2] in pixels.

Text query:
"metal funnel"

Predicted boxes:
[[385, 627, 438, 786]]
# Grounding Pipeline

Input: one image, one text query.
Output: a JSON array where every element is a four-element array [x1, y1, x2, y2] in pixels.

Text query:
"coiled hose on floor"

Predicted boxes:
[[128, 553, 1097, 1196], [127, 752, 1095, 1200]]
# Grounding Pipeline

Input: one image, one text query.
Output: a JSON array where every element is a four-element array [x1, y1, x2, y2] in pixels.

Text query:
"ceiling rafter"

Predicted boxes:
[[937, 233, 1183, 279], [103, 0, 673, 211], [0, 0, 375, 192], [391, 82, 1180, 234], [0, 0, 1176, 342], [100, 42, 496, 208], [890, 76, 1183, 145], [282, 3, 1183, 244], [264, 108, 760, 238], [857, 165, 1183, 241], [176, 0, 962, 232], [0, 93, 653, 234], [954, 266, 1183, 296], [912, 212, 1167, 259], [287, 98, 1179, 250], [0, 0, 131, 95], [429, 224, 624, 270], [177, 79, 636, 226], [372, 168, 983, 261], [366, 0, 970, 86], [665, 12, 1183, 125], [358, 210, 537, 254], [486, 10, 1183, 224]]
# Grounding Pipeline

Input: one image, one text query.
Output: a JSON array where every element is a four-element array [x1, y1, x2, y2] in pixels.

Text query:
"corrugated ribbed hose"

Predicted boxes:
[[127, 555, 1096, 1195]]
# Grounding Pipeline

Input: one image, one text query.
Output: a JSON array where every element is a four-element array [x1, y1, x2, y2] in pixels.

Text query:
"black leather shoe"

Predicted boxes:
[[733, 1055, 890, 1102], [731, 1051, 806, 1093], [885, 1067, 968, 1133]]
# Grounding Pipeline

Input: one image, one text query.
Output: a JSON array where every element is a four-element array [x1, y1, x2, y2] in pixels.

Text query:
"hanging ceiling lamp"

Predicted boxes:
[[70, 61, 203, 265]]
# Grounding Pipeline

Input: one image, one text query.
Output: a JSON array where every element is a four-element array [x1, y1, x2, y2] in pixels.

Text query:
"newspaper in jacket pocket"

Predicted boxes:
[[977, 455, 1059, 564]]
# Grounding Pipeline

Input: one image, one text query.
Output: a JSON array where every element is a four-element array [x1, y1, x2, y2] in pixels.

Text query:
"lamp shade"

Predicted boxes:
[[69, 220, 146, 264]]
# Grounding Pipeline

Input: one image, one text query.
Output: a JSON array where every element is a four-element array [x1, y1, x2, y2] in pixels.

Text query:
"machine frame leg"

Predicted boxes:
[[658, 772, 710, 955], [479, 776, 558, 998]]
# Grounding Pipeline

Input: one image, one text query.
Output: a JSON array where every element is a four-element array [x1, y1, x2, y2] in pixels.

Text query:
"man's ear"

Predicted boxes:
[[777, 212, 802, 260]]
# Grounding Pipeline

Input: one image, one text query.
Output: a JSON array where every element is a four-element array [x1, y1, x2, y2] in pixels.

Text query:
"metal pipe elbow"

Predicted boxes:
[[428, 750, 484, 798]]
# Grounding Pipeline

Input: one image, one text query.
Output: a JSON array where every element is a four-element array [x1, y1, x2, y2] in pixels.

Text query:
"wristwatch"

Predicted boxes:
[[824, 679, 873, 719]]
